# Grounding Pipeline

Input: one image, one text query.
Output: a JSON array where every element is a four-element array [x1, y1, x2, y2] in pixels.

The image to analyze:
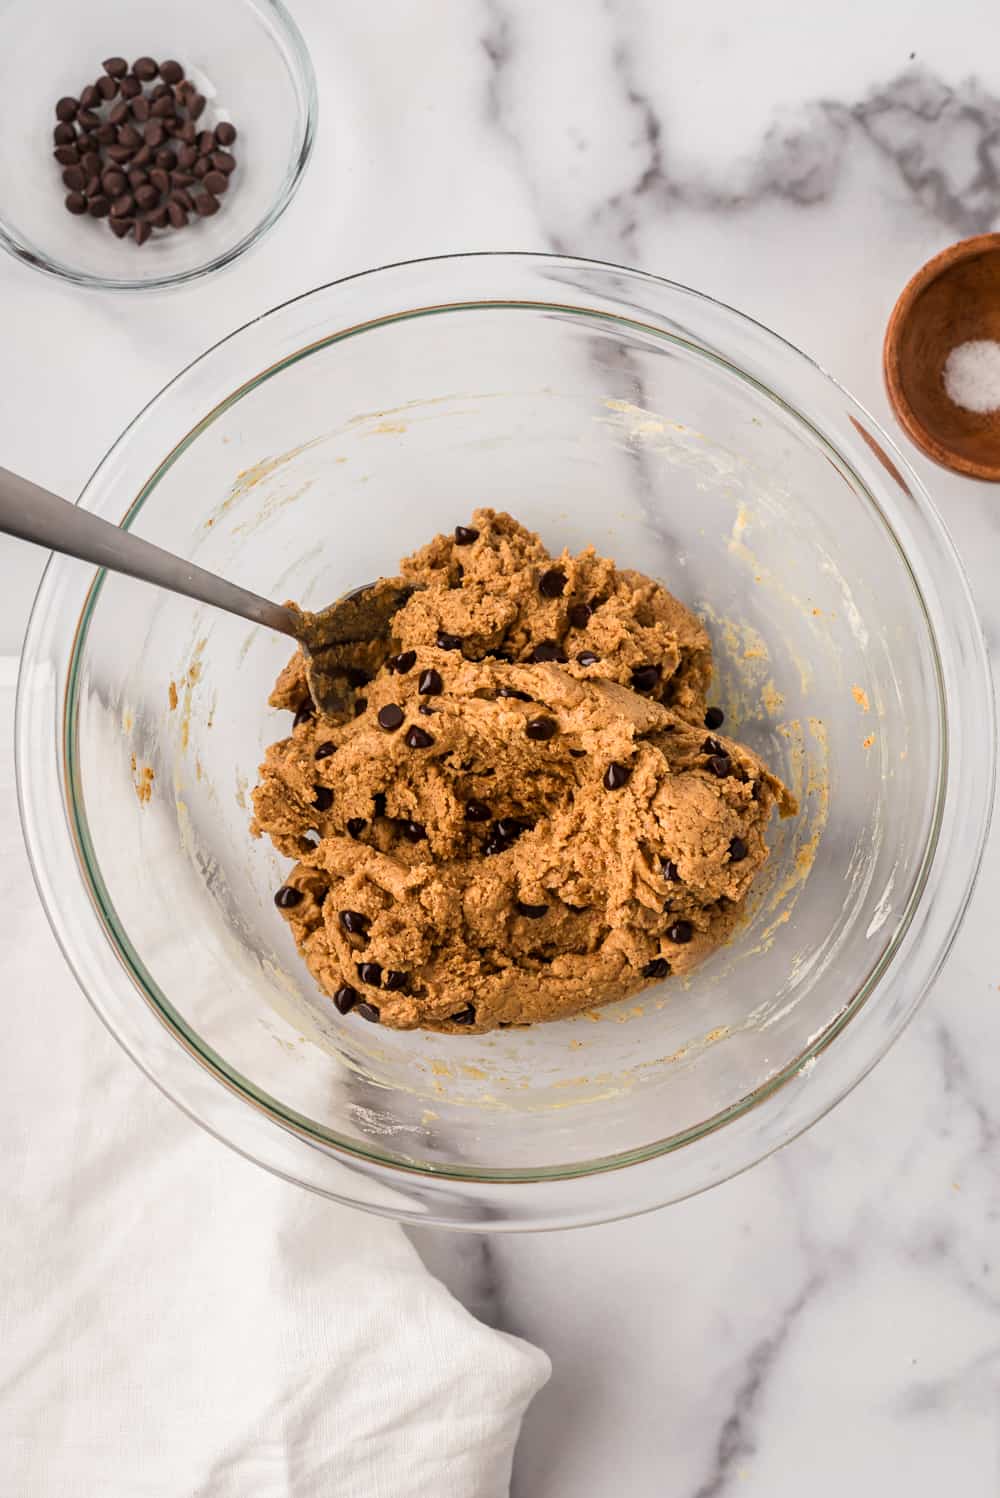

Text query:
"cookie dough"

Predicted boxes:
[[252, 510, 796, 1033]]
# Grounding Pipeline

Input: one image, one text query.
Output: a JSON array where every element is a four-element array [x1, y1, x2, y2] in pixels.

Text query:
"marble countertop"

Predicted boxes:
[[2, 2, 999, 1492]]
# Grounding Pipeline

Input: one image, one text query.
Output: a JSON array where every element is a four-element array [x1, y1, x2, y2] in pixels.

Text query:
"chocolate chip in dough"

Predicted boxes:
[[333, 985, 358, 1014], [377, 704, 405, 732], [274, 885, 303, 909], [603, 762, 631, 791], [339, 910, 369, 935], [454, 525, 478, 545], [525, 716, 557, 741]]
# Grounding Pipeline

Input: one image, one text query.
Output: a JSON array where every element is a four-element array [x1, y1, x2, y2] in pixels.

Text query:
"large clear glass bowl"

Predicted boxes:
[[16, 254, 994, 1229]]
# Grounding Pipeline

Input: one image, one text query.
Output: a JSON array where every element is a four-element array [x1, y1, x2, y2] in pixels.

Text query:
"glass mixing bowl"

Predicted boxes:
[[16, 254, 994, 1229]]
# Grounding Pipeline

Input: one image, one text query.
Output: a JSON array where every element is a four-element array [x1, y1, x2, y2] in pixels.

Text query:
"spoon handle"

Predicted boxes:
[[0, 466, 297, 636]]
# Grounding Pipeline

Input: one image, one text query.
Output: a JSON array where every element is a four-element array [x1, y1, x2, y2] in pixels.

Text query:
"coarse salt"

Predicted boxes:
[[942, 339, 1000, 414]]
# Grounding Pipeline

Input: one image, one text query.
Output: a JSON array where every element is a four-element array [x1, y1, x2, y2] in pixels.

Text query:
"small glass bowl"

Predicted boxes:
[[16, 255, 995, 1230], [0, 0, 315, 290]]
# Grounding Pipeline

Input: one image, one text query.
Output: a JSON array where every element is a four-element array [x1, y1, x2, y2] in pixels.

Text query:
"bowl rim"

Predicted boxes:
[[882, 231, 1000, 481], [15, 252, 996, 1226], [0, 0, 317, 292]]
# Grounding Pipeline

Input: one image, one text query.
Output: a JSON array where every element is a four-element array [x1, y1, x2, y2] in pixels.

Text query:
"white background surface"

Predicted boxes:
[[3, 3, 999, 1494]]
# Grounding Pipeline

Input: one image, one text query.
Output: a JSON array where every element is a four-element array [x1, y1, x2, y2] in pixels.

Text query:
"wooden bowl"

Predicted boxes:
[[883, 233, 1000, 481]]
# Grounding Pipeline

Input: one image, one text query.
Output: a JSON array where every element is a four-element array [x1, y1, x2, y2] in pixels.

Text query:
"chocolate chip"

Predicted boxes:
[[357, 1002, 380, 1023], [346, 818, 367, 839], [405, 726, 435, 749], [539, 568, 566, 598], [294, 698, 315, 729], [53, 144, 80, 166], [104, 169, 127, 195], [356, 962, 382, 987], [64, 191, 87, 214], [210, 149, 235, 173], [643, 957, 671, 979], [342, 667, 368, 688], [111, 192, 134, 218], [274, 885, 303, 909], [515, 901, 548, 918], [497, 686, 532, 702], [568, 603, 592, 629], [177, 143, 198, 169], [391, 650, 416, 675], [132, 56, 158, 80], [120, 76, 141, 99], [53, 122, 76, 144], [215, 120, 237, 146], [705, 706, 725, 730], [576, 651, 600, 667], [97, 76, 118, 101], [496, 817, 530, 842], [569, 748, 586, 758], [454, 525, 479, 545], [159, 59, 184, 85], [144, 121, 165, 148], [377, 704, 405, 732], [312, 785, 333, 812], [603, 762, 632, 791], [728, 836, 748, 862], [77, 108, 100, 131], [167, 199, 188, 229], [55, 97, 79, 122], [436, 632, 463, 652], [383, 970, 407, 992], [62, 165, 85, 190], [373, 792, 387, 817], [662, 858, 680, 881], [702, 737, 726, 756], [88, 194, 111, 217], [418, 705, 435, 716], [526, 716, 557, 741], [133, 219, 151, 245], [339, 910, 369, 935], [707, 756, 731, 778], [402, 821, 426, 842], [631, 664, 661, 693], [109, 216, 132, 238], [464, 799, 491, 822], [666, 920, 694, 944], [103, 57, 128, 77], [450, 1005, 476, 1025], [530, 640, 567, 664], [418, 668, 443, 695], [333, 985, 358, 1014]]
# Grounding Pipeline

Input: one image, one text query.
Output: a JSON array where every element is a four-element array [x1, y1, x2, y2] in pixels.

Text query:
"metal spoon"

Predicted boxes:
[[0, 466, 412, 717]]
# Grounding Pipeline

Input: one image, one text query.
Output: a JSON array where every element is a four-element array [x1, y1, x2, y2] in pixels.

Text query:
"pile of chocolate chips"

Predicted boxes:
[[53, 56, 238, 244]]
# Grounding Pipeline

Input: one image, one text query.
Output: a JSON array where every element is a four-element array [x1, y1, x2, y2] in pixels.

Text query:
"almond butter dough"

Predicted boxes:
[[252, 510, 796, 1033]]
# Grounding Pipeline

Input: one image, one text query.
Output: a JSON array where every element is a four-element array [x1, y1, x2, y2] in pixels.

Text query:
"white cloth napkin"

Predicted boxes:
[[0, 663, 549, 1498]]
